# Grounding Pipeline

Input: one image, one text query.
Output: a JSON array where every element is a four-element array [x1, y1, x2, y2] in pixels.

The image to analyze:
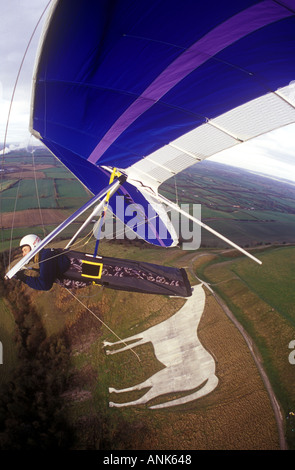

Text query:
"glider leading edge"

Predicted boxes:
[[6, 0, 295, 281]]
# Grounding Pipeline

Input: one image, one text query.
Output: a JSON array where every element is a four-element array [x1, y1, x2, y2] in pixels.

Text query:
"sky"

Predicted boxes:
[[1, 0, 295, 182]]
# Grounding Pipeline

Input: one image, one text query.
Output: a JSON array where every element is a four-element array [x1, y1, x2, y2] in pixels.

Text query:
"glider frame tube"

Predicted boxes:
[[5, 177, 125, 280], [148, 190, 262, 265]]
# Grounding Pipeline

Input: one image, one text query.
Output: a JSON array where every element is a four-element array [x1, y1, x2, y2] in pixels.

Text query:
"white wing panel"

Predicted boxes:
[[172, 122, 237, 158], [126, 87, 295, 192], [212, 92, 295, 141]]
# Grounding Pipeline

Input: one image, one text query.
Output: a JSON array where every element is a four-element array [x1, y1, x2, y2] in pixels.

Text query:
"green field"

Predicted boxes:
[[1, 177, 89, 213], [161, 161, 295, 247], [2, 150, 295, 250], [0, 298, 18, 386]]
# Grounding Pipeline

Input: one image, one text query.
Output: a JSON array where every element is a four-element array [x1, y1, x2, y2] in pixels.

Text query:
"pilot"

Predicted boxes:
[[15, 234, 70, 291]]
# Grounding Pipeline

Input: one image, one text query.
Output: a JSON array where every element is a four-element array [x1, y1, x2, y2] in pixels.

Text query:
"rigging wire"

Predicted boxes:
[[65, 287, 141, 363], [13, 211, 160, 360], [23, 211, 160, 271], [15, 225, 142, 363], [31, 148, 46, 239], [8, 167, 24, 268], [7, 139, 47, 267], [1, 0, 52, 270], [10, 226, 143, 362], [93, 167, 119, 257]]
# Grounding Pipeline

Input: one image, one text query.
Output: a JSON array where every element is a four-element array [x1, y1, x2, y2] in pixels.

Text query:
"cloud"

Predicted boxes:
[[0, 77, 32, 143], [1, 142, 27, 154], [1, 137, 42, 155], [2, 1, 295, 185], [0, 1, 49, 143], [211, 123, 295, 182]]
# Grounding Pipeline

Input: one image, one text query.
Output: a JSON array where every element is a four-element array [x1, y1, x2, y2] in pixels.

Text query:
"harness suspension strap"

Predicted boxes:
[[93, 168, 121, 257], [5, 178, 125, 280]]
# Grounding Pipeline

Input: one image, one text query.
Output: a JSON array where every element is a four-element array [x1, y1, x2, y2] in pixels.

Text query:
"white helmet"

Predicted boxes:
[[20, 234, 41, 251]]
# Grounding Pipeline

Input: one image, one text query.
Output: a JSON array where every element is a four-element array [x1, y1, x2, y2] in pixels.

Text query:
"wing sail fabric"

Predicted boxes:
[[30, 0, 295, 245]]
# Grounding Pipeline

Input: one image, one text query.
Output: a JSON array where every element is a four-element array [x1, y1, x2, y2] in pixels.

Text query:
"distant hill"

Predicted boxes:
[[2, 147, 295, 249]]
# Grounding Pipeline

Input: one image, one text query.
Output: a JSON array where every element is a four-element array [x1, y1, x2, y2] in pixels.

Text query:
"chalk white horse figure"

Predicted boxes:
[[103, 284, 218, 409]]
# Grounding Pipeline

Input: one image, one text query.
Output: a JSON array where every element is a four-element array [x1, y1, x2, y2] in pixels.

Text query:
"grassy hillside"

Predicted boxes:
[[194, 245, 295, 449], [1, 149, 294, 449], [1, 239, 287, 450]]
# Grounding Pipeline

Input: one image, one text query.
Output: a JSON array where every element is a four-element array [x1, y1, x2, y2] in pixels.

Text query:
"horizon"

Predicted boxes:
[[2, 126, 295, 185]]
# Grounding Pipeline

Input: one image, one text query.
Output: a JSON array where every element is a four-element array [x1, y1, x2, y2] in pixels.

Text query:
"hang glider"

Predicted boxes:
[[6, 0, 295, 279]]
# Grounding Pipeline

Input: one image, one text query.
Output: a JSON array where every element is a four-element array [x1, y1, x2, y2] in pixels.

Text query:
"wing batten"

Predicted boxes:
[[28, 0, 295, 252]]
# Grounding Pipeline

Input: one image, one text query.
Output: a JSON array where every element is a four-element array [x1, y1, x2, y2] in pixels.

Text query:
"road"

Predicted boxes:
[[187, 252, 287, 451]]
